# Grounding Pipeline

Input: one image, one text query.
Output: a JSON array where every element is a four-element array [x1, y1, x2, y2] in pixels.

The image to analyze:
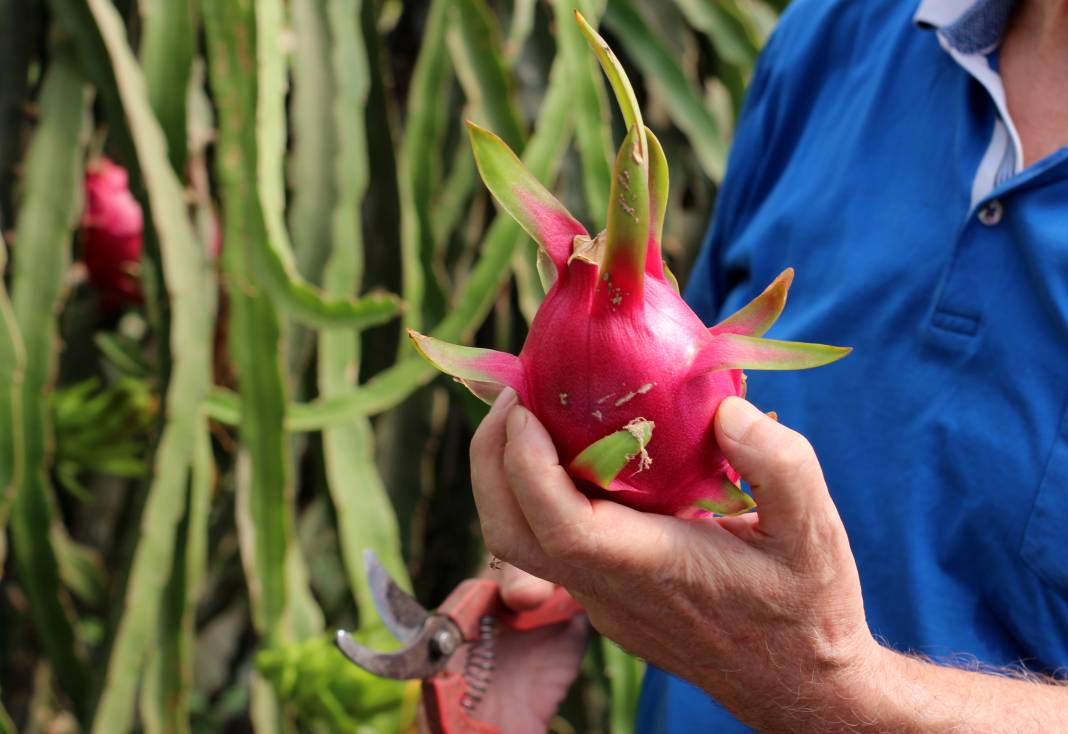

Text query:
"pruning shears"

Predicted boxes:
[[335, 550, 583, 734]]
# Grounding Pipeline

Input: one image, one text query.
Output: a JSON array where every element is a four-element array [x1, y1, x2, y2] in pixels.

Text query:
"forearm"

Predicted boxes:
[[823, 646, 1068, 733], [703, 642, 1068, 734]]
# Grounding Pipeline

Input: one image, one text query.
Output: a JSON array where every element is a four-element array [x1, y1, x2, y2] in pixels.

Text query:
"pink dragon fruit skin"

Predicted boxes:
[[81, 158, 144, 308], [410, 14, 850, 516], [516, 260, 748, 515]]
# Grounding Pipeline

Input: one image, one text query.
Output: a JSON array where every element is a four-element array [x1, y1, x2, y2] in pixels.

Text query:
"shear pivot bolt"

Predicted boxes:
[[430, 629, 457, 657]]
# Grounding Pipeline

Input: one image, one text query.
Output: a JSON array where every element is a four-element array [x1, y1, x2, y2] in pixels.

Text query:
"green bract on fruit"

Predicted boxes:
[[410, 13, 850, 517]]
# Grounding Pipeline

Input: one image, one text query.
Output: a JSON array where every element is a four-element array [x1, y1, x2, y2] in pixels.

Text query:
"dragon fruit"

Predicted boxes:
[[410, 14, 850, 517], [81, 158, 143, 308]]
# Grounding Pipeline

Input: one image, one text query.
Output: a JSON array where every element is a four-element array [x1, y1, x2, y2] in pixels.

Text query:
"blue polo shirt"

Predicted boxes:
[[637, 0, 1068, 730]]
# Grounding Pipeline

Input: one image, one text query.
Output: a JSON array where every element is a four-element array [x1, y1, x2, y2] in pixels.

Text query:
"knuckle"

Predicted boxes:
[[538, 521, 587, 561], [469, 423, 491, 464], [768, 429, 814, 472], [502, 441, 538, 484], [483, 537, 511, 564], [480, 520, 511, 560]]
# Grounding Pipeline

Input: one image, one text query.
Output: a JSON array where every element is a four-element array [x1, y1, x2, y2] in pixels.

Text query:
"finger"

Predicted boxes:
[[715, 511, 763, 544], [503, 404, 685, 575], [502, 404, 593, 560], [496, 564, 556, 611], [470, 388, 547, 571], [714, 396, 830, 538]]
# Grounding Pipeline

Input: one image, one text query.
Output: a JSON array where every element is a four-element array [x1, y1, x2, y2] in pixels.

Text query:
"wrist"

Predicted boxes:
[[768, 631, 890, 733], [811, 632, 888, 725], [814, 640, 923, 733], [696, 630, 888, 733]]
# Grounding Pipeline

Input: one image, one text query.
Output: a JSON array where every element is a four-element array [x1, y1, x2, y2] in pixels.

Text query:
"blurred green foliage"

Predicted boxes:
[[0, 0, 780, 730]]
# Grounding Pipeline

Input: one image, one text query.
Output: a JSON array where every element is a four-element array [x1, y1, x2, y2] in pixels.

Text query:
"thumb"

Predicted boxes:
[[714, 397, 829, 536], [497, 565, 556, 611]]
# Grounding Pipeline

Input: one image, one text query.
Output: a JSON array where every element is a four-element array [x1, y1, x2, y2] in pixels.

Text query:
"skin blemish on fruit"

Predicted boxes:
[[596, 393, 616, 405], [618, 195, 636, 220], [618, 169, 631, 192], [559, 392, 569, 405], [592, 410, 603, 421], [614, 382, 656, 407]]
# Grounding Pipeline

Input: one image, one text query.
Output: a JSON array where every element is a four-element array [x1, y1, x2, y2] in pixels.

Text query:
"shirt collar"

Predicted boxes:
[[914, 0, 1018, 54]]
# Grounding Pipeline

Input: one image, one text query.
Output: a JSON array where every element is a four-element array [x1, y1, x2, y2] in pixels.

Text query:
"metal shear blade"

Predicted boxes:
[[335, 616, 460, 680], [335, 549, 461, 681], [365, 548, 429, 644]]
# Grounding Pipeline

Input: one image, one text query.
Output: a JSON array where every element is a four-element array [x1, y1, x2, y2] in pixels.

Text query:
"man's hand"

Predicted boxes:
[[470, 388, 876, 731], [470, 390, 1068, 733]]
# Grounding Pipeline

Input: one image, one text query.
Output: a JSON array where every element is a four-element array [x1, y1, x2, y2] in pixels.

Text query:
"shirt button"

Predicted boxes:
[[978, 199, 1003, 226]]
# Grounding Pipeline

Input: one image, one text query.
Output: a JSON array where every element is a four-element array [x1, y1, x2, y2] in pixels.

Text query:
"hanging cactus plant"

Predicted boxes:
[[410, 13, 850, 517]]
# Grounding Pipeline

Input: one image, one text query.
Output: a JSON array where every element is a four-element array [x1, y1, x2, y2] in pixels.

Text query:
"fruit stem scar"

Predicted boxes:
[[624, 417, 653, 474]]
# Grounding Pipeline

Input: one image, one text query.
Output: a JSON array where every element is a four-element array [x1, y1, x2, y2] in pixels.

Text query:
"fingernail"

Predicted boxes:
[[490, 387, 517, 416], [505, 403, 530, 441], [717, 396, 761, 442]]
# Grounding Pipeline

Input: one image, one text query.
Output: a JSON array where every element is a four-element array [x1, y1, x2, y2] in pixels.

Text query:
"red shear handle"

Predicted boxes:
[[437, 580, 584, 641], [423, 583, 584, 733], [422, 674, 500, 734], [506, 585, 584, 631]]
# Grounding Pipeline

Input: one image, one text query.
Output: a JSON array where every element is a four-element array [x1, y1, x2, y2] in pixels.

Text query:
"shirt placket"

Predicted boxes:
[[925, 30, 1019, 347]]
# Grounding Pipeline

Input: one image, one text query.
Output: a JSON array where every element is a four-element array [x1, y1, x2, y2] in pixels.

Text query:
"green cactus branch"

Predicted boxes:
[[449, 0, 527, 152], [250, 0, 401, 334], [0, 697, 11, 734], [139, 0, 199, 175], [259, 0, 325, 645], [505, 0, 537, 60], [202, 1, 319, 725], [670, 0, 765, 111], [0, 228, 24, 574], [286, 0, 341, 377], [205, 51, 577, 433], [7, 46, 92, 720], [448, 0, 542, 321], [47, 0, 136, 172], [398, 0, 453, 334], [319, 0, 411, 617], [202, 0, 297, 649], [140, 416, 213, 734], [83, 0, 217, 729], [137, 48, 218, 734], [672, 0, 762, 70], [256, 0, 327, 644]]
